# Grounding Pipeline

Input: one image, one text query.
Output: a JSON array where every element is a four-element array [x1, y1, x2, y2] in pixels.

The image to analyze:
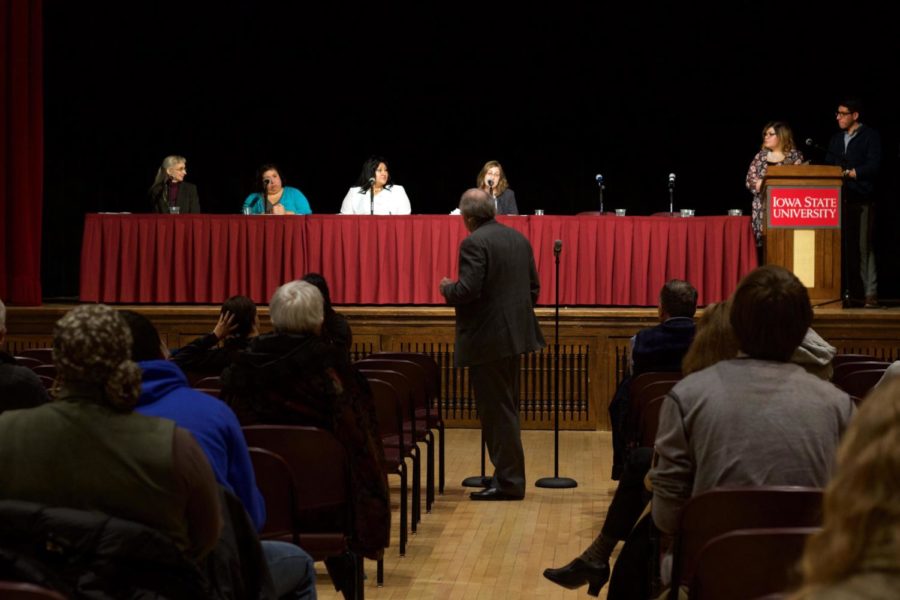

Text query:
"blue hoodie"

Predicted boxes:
[[135, 359, 266, 531]]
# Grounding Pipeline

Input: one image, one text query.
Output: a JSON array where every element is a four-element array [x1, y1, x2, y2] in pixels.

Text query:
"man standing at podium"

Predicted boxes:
[[827, 98, 882, 307], [440, 189, 545, 501]]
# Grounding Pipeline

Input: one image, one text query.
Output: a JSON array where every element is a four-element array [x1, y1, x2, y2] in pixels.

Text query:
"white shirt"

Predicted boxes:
[[339, 185, 411, 215]]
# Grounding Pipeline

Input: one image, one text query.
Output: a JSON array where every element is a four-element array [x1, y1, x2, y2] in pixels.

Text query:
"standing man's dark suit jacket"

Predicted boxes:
[[442, 219, 545, 366], [149, 181, 201, 214]]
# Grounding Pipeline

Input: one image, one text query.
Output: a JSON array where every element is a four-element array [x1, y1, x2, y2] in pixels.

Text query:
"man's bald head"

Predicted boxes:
[[459, 188, 496, 230]]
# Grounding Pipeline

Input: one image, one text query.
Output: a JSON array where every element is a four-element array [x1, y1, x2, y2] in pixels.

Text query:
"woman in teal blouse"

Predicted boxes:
[[242, 164, 312, 215]]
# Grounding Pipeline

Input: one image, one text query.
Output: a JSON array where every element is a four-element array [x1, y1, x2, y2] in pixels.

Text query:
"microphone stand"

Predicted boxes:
[[369, 186, 374, 215], [668, 182, 675, 214], [598, 182, 605, 213], [535, 240, 577, 490], [461, 433, 492, 488]]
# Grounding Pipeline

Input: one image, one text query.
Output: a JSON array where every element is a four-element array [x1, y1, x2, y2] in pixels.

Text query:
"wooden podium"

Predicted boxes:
[[762, 165, 844, 305]]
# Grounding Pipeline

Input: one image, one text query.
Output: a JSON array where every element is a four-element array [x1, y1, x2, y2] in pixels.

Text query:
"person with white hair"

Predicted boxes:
[[222, 280, 390, 588]]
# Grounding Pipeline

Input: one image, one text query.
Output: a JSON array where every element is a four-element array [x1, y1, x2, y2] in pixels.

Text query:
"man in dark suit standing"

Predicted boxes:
[[440, 189, 545, 501]]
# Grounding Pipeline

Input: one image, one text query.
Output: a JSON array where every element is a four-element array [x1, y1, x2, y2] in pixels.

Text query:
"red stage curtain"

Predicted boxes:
[[0, 0, 43, 305]]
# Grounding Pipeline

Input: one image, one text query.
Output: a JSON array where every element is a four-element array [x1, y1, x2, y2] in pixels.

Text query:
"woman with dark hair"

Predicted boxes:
[[476, 160, 519, 215], [745, 121, 805, 245], [339, 155, 411, 214], [302, 272, 352, 356], [148, 155, 201, 213], [171, 295, 259, 377], [242, 163, 312, 215]]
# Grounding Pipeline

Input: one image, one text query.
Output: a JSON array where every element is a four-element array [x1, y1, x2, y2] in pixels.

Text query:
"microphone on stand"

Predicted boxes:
[[595, 174, 605, 213], [805, 138, 841, 164], [553, 239, 562, 257], [368, 177, 376, 215], [667, 173, 676, 213]]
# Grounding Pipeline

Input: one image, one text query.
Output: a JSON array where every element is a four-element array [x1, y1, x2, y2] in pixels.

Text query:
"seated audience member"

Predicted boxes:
[[340, 155, 411, 215], [222, 280, 390, 563], [543, 301, 732, 597], [148, 154, 201, 214], [609, 279, 698, 478], [171, 295, 258, 377], [477, 160, 519, 215], [302, 272, 352, 356], [0, 305, 222, 560], [792, 377, 900, 600], [120, 310, 316, 599], [648, 265, 854, 591], [0, 298, 50, 412], [243, 163, 312, 215]]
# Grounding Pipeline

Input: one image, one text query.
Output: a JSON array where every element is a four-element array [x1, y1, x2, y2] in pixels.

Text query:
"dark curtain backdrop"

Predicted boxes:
[[0, 0, 43, 306], [35, 3, 900, 300]]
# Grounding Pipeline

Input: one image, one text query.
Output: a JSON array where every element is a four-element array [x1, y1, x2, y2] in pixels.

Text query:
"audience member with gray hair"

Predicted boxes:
[[0, 297, 50, 412], [222, 280, 390, 575]]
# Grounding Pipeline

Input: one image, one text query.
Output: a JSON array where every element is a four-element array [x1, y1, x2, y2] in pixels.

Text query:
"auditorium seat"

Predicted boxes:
[[832, 360, 890, 388], [358, 368, 421, 532], [31, 364, 57, 378], [369, 351, 445, 495], [0, 581, 66, 599], [837, 369, 887, 401], [192, 375, 222, 391], [831, 353, 878, 369], [357, 358, 435, 513], [689, 527, 817, 600], [15, 348, 53, 364], [243, 425, 366, 599], [667, 486, 823, 599], [12, 356, 42, 369], [367, 377, 411, 582]]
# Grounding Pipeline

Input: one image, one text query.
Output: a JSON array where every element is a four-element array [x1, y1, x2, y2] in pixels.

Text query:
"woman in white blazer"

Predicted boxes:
[[340, 156, 411, 215]]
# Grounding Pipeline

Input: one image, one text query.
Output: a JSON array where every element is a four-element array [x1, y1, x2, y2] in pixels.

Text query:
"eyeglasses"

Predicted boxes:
[[764, 132, 778, 137], [835, 111, 853, 117]]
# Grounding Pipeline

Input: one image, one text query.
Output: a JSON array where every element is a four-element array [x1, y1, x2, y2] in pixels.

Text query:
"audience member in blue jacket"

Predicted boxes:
[[119, 310, 317, 599], [242, 163, 312, 215]]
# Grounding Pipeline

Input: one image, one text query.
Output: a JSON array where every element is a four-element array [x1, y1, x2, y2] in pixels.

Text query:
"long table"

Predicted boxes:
[[80, 214, 758, 306]]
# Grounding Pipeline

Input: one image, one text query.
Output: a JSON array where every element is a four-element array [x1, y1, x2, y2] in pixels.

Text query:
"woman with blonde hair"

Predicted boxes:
[[792, 377, 899, 599], [681, 301, 739, 375]]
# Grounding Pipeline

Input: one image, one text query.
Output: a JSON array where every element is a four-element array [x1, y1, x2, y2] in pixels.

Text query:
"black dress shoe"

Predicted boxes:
[[543, 557, 610, 597], [469, 487, 524, 501]]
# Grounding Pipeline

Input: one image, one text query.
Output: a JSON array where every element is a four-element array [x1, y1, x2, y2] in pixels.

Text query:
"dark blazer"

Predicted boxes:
[[149, 181, 201, 213], [826, 124, 882, 200], [442, 219, 545, 367], [495, 188, 519, 215]]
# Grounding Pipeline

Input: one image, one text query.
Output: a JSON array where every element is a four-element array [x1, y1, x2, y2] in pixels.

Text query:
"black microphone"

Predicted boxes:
[[263, 178, 271, 186], [805, 138, 842, 164], [595, 174, 604, 186], [668, 172, 676, 188], [553, 239, 562, 256], [367, 177, 376, 187], [486, 178, 494, 189]]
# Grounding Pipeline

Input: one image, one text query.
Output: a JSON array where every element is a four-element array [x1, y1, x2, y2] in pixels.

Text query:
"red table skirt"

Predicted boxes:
[[80, 214, 758, 306]]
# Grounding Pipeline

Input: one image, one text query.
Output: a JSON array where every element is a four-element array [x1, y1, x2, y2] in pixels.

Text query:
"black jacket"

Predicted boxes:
[[826, 124, 882, 200]]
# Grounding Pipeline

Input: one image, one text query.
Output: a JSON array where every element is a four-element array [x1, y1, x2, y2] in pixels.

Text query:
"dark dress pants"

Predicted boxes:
[[470, 355, 526, 497]]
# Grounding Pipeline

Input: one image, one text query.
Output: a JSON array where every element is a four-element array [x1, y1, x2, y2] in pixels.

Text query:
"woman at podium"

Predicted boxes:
[[745, 121, 805, 245]]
